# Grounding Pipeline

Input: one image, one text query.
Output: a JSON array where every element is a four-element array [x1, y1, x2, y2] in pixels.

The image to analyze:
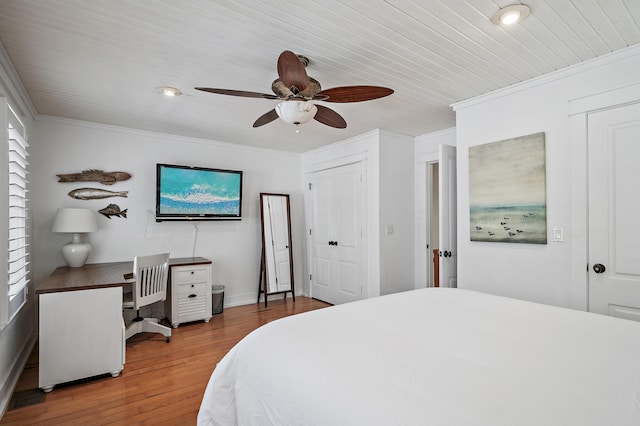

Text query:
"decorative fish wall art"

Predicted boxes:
[[99, 204, 127, 219], [68, 188, 128, 200], [57, 169, 131, 185]]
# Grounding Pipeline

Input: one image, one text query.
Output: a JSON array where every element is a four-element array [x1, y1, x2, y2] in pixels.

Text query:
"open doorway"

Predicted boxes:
[[422, 144, 457, 289], [415, 129, 457, 290], [427, 162, 439, 287]]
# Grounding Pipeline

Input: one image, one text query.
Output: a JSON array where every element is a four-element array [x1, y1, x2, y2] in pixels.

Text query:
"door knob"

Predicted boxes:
[[593, 263, 606, 274]]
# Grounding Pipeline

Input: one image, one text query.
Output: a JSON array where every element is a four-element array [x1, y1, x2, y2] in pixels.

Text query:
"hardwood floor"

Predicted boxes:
[[1, 297, 331, 425]]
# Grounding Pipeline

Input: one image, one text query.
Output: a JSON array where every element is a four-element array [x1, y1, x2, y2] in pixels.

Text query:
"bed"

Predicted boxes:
[[197, 288, 640, 425]]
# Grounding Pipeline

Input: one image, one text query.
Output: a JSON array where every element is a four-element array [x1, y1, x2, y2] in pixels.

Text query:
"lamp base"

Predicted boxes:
[[61, 233, 92, 267]]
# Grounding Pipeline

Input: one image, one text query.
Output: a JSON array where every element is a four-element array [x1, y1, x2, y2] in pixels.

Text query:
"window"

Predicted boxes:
[[1, 103, 30, 328]]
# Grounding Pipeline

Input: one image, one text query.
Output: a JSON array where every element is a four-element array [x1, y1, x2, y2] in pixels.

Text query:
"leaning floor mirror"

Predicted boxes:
[[258, 193, 295, 306]]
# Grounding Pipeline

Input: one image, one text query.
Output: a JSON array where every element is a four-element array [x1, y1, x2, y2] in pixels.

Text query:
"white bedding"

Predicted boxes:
[[198, 288, 640, 425]]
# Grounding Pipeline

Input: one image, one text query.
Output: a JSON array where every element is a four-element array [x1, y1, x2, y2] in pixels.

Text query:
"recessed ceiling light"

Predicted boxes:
[[491, 4, 531, 26], [158, 86, 182, 97]]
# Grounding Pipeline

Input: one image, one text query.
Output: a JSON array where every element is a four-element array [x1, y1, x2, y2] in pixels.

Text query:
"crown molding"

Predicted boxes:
[[452, 43, 640, 111], [0, 41, 37, 121], [35, 114, 302, 158]]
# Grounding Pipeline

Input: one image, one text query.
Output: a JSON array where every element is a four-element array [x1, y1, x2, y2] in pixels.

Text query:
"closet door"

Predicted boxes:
[[310, 170, 334, 303], [588, 102, 640, 319], [310, 162, 364, 304]]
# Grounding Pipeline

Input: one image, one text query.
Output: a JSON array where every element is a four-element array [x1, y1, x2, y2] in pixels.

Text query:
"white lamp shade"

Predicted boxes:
[[275, 101, 317, 124], [52, 208, 98, 267], [52, 208, 98, 233]]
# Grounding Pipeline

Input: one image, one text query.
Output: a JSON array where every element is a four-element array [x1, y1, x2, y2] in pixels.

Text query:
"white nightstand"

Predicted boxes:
[[165, 257, 213, 328]]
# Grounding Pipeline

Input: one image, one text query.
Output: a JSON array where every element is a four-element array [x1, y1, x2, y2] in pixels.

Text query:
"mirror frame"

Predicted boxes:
[[258, 193, 295, 306]]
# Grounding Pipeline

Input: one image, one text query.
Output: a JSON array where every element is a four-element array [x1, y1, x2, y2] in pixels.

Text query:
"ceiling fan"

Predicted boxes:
[[195, 50, 393, 129]]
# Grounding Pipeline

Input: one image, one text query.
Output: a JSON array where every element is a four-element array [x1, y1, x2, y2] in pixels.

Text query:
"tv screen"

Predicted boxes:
[[156, 163, 243, 221]]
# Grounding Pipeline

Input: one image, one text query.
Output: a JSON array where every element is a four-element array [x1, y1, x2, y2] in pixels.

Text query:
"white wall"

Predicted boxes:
[[379, 130, 415, 295], [452, 44, 640, 309], [31, 117, 305, 307]]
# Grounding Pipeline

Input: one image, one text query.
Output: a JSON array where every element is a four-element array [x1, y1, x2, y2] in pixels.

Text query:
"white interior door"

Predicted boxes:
[[310, 162, 364, 304], [588, 102, 640, 320], [334, 164, 364, 304], [439, 144, 457, 288], [310, 170, 334, 303]]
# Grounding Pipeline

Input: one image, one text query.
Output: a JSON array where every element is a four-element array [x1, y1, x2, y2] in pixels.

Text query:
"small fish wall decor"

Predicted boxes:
[[99, 204, 127, 219], [68, 187, 128, 200], [57, 169, 131, 185]]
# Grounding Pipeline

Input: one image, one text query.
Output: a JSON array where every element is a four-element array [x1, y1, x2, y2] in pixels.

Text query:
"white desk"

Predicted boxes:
[[36, 257, 213, 392], [36, 262, 130, 392]]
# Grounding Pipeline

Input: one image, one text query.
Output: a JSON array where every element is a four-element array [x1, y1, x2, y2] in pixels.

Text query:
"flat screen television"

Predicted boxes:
[[156, 163, 243, 221]]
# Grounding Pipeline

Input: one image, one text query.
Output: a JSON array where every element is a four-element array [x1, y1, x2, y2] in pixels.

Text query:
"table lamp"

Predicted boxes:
[[52, 208, 98, 267]]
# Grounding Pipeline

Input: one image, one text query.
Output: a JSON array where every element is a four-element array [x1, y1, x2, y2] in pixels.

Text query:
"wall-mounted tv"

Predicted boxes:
[[156, 163, 243, 221]]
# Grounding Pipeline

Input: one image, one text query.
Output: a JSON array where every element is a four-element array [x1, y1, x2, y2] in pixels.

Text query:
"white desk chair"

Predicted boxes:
[[123, 253, 171, 343]]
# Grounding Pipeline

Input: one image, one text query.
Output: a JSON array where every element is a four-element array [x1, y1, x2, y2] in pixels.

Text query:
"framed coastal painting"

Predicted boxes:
[[469, 132, 547, 244]]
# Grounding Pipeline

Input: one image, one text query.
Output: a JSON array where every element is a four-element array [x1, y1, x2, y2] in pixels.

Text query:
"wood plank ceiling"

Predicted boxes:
[[0, 0, 638, 152]]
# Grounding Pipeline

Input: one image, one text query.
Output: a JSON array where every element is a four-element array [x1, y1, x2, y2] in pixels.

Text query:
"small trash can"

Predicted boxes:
[[212, 285, 225, 314]]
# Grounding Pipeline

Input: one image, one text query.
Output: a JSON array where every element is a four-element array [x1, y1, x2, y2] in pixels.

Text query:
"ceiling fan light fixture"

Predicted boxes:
[[158, 86, 182, 97], [491, 4, 530, 26], [275, 100, 317, 125]]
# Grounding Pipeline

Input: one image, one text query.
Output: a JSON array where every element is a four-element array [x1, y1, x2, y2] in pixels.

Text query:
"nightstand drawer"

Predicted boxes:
[[173, 266, 209, 284], [176, 281, 208, 298], [176, 288, 208, 321]]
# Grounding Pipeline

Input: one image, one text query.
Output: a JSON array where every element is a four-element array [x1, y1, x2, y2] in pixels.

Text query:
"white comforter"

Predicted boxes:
[[198, 288, 640, 425]]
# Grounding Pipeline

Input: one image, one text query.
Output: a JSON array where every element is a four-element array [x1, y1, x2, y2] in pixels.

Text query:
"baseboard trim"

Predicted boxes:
[[225, 291, 308, 309], [0, 311, 38, 420]]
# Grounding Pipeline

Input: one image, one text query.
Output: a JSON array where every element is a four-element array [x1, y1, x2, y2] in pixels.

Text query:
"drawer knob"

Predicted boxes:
[[189, 294, 197, 298]]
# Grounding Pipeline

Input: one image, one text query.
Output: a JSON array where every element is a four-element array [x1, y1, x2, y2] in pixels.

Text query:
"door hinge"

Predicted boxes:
[[308, 182, 312, 190], [310, 274, 312, 281], [309, 228, 312, 236]]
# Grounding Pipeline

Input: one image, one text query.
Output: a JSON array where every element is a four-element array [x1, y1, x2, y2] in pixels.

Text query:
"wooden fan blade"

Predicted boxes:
[[316, 86, 394, 103], [277, 50, 308, 92], [195, 87, 278, 100], [253, 109, 279, 128], [314, 104, 347, 129]]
